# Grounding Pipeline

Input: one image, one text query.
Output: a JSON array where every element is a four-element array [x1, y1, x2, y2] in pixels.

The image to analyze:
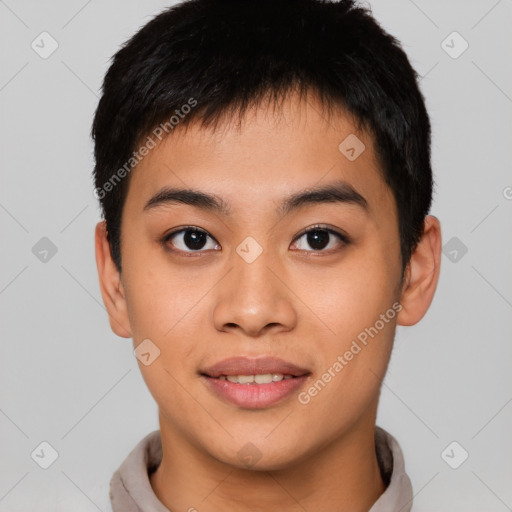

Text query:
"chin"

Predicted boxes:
[[208, 436, 309, 472]]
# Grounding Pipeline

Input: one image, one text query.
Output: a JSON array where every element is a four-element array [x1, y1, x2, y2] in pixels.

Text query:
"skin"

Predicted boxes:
[[95, 91, 441, 512]]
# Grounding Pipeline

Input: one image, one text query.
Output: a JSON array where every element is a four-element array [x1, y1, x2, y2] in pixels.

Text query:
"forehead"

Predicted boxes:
[[124, 91, 395, 222]]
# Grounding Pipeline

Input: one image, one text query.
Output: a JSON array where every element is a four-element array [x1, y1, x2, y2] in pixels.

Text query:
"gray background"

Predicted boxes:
[[1, 0, 511, 510]]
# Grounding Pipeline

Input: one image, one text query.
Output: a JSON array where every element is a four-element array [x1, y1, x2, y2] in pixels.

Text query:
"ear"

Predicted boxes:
[[94, 221, 132, 338], [397, 215, 442, 326]]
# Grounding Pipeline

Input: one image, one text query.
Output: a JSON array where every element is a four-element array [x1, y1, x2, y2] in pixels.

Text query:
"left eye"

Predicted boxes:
[[290, 227, 348, 252]]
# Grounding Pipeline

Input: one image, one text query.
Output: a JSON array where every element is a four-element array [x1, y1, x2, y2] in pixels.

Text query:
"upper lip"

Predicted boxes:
[[201, 357, 310, 378]]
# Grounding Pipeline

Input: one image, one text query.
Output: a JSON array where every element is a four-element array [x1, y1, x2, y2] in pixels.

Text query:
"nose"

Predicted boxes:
[[212, 246, 298, 338]]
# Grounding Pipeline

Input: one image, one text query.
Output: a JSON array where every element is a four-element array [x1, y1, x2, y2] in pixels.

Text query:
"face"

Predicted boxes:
[[101, 92, 410, 469]]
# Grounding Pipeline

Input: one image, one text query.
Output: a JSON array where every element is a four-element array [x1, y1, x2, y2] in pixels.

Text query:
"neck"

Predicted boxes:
[[150, 411, 387, 512]]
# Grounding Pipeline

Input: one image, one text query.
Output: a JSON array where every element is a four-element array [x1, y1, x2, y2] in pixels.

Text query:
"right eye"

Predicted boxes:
[[162, 226, 221, 255]]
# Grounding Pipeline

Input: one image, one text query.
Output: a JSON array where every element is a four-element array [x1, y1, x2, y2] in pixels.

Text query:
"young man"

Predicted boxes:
[[92, 0, 441, 510]]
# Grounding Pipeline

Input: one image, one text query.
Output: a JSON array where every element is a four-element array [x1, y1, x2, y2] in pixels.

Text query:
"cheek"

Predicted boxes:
[[136, 359, 209, 443], [310, 254, 398, 340], [121, 252, 201, 341], [122, 259, 209, 376], [300, 250, 398, 404], [296, 315, 395, 440]]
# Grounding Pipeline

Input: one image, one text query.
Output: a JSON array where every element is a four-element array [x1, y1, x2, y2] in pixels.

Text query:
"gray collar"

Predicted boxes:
[[110, 426, 413, 512]]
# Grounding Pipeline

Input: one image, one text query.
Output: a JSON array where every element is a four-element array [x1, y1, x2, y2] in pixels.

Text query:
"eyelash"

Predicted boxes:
[[161, 224, 350, 257]]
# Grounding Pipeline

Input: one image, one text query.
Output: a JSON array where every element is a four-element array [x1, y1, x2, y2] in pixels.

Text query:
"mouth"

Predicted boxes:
[[200, 356, 311, 409], [213, 373, 296, 384]]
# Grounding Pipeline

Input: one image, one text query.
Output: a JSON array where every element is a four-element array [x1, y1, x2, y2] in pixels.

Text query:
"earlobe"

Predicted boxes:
[[397, 215, 442, 326], [94, 221, 132, 338]]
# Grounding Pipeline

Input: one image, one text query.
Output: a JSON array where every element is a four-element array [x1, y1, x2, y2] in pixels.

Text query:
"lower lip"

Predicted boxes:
[[202, 375, 309, 409]]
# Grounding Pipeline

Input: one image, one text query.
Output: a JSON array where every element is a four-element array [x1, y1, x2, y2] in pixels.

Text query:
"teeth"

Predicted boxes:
[[234, 375, 254, 384], [255, 374, 273, 384], [217, 373, 295, 384]]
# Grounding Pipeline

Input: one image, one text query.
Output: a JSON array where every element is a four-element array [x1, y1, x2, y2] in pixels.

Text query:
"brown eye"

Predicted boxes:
[[163, 227, 220, 253], [291, 226, 349, 252]]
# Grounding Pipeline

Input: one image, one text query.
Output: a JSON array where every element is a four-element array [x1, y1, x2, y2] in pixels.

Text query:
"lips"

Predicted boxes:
[[201, 356, 310, 379], [200, 356, 311, 409]]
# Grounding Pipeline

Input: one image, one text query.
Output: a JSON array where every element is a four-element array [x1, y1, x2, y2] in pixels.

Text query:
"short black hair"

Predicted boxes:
[[92, 0, 433, 277]]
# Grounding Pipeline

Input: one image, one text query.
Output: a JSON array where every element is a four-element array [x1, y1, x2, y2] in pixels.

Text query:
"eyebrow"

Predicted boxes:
[[143, 181, 369, 216]]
